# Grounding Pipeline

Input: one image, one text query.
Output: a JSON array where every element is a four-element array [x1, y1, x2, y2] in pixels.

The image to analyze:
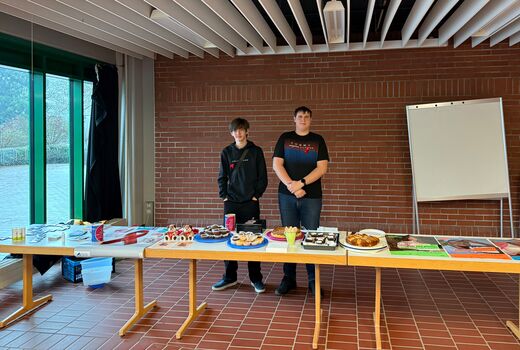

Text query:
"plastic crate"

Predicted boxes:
[[62, 256, 83, 283], [80, 257, 113, 288], [62, 256, 116, 284]]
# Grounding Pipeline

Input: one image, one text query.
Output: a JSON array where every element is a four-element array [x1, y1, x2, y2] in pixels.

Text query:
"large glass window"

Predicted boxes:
[[0, 65, 30, 232], [0, 32, 99, 227], [46, 74, 71, 224], [83, 81, 93, 185]]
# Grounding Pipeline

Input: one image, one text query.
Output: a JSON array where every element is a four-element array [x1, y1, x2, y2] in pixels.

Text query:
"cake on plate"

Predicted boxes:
[[346, 233, 380, 247]]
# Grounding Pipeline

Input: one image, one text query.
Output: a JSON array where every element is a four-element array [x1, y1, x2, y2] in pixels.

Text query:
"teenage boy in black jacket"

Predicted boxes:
[[213, 118, 268, 293]]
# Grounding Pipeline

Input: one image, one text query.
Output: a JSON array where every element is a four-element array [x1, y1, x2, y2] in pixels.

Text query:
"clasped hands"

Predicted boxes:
[[286, 180, 306, 198]]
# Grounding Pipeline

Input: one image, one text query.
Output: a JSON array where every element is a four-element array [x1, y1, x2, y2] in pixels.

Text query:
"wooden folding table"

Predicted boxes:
[[348, 246, 520, 350], [145, 235, 347, 349]]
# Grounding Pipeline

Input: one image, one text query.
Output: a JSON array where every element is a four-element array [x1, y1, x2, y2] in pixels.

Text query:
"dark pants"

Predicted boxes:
[[278, 193, 322, 283], [222, 200, 262, 283]]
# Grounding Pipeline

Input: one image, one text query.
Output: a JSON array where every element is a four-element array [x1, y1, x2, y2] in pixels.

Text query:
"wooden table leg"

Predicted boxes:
[[506, 275, 520, 339], [119, 259, 157, 336], [373, 267, 382, 350], [0, 254, 52, 328], [176, 259, 207, 339], [312, 264, 322, 349]]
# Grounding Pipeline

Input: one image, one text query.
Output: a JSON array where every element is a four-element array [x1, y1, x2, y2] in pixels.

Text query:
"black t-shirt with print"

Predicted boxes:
[[273, 131, 329, 198]]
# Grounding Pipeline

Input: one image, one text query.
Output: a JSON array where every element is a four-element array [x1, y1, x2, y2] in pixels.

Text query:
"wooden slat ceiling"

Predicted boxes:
[[0, 0, 519, 60]]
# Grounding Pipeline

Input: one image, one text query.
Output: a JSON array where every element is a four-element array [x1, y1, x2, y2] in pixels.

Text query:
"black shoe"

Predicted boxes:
[[251, 281, 266, 293], [275, 277, 297, 295], [308, 281, 324, 298], [212, 279, 238, 291]]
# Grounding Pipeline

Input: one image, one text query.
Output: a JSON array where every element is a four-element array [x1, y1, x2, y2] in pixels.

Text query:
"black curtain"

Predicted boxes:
[[84, 64, 122, 222]]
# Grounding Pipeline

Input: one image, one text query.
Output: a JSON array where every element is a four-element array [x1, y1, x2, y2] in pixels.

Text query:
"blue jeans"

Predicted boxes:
[[278, 193, 322, 283]]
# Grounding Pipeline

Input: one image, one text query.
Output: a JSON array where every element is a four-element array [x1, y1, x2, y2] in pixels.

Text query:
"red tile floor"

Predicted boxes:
[[0, 259, 519, 350]]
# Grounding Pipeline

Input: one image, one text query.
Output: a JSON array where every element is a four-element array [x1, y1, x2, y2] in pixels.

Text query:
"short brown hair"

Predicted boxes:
[[228, 118, 250, 132], [294, 106, 312, 117]]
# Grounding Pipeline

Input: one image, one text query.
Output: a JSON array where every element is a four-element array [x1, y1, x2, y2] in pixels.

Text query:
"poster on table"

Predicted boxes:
[[489, 238, 520, 261], [385, 235, 448, 257], [72, 225, 166, 258], [437, 237, 511, 260]]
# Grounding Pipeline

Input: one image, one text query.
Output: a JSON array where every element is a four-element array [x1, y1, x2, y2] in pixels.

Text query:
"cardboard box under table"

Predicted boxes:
[[347, 234, 520, 350], [144, 231, 348, 350]]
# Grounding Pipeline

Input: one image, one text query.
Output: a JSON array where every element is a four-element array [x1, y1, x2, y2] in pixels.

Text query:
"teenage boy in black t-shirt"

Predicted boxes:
[[273, 106, 329, 295], [213, 118, 268, 293]]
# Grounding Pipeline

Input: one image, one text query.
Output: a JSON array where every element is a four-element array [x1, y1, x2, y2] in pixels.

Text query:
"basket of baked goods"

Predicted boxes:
[[194, 224, 230, 243], [266, 226, 304, 241], [339, 229, 387, 251], [301, 231, 339, 250], [228, 231, 268, 249]]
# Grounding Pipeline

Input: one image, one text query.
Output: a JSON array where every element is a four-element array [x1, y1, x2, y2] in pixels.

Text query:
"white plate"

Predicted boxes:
[[358, 228, 386, 237], [339, 236, 388, 251]]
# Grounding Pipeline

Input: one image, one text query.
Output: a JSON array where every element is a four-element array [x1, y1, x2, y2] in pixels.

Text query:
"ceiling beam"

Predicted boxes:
[[258, 0, 296, 51], [149, 9, 219, 58], [57, 0, 186, 58], [490, 17, 520, 46], [380, 0, 401, 48], [454, 0, 514, 48], [401, 0, 434, 47], [0, 2, 144, 59], [363, 0, 375, 48], [171, 0, 247, 52], [231, 0, 276, 51], [0, 0, 155, 58], [144, 0, 234, 57], [89, 0, 203, 58], [238, 38, 444, 56], [287, 0, 313, 49], [510, 31, 520, 46], [202, 0, 264, 52], [471, 2, 520, 47], [316, 0, 328, 48], [31, 0, 171, 58], [438, 0, 489, 46], [418, 0, 459, 46]]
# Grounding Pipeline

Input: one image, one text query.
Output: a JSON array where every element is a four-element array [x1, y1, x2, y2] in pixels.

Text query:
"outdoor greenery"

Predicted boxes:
[[0, 65, 91, 165]]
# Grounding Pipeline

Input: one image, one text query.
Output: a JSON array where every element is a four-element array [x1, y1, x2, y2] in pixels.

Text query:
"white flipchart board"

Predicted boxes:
[[406, 98, 513, 235]]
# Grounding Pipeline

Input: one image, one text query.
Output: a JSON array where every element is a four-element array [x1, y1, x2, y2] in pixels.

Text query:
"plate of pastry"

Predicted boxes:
[[358, 228, 386, 237], [228, 231, 268, 249], [266, 226, 304, 241], [340, 232, 387, 251], [301, 231, 338, 250], [194, 224, 230, 243]]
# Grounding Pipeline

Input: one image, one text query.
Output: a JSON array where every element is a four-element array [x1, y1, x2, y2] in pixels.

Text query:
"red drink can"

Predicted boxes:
[[224, 213, 236, 232]]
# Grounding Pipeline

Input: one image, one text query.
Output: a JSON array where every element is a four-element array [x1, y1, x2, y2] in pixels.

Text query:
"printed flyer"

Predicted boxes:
[[437, 237, 511, 260], [385, 235, 448, 257], [489, 238, 520, 261]]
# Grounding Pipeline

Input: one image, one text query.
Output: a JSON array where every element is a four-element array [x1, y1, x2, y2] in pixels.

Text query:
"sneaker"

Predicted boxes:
[[251, 281, 266, 293], [308, 281, 324, 298], [275, 277, 297, 295], [212, 279, 238, 291]]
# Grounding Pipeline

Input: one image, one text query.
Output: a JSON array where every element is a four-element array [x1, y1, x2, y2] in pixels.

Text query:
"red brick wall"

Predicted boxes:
[[154, 43, 520, 236]]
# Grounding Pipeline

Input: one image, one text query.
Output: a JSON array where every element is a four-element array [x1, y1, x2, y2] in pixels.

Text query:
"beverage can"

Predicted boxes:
[[91, 224, 104, 242], [224, 213, 236, 232]]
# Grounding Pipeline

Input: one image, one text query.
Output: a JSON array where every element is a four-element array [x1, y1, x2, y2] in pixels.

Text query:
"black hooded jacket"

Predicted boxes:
[[218, 141, 268, 203]]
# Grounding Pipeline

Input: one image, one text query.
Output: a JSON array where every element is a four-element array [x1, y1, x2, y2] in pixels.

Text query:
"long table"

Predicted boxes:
[[348, 245, 520, 350], [3, 229, 520, 350], [0, 229, 347, 349], [144, 235, 347, 349], [0, 229, 158, 336]]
